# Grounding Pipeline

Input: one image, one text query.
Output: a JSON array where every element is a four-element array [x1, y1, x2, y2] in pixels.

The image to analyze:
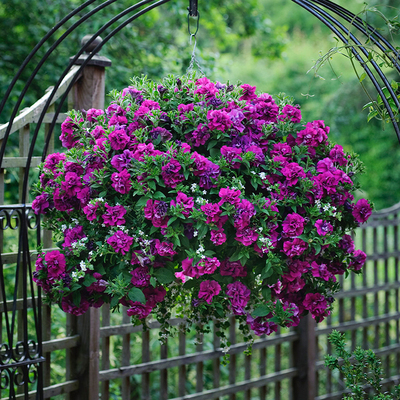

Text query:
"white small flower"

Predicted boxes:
[[259, 172, 266, 180], [202, 190, 207, 195], [71, 271, 78, 278], [193, 230, 198, 237], [251, 171, 256, 175], [61, 225, 67, 231]]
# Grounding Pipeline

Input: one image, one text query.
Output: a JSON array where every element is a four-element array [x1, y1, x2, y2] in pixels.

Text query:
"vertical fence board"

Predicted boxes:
[[196, 328, 204, 394], [259, 341, 266, 400], [178, 330, 186, 397], [275, 329, 281, 400], [122, 309, 131, 400], [160, 339, 168, 400], [142, 329, 150, 400], [229, 317, 236, 400], [101, 305, 110, 400], [212, 323, 220, 400]]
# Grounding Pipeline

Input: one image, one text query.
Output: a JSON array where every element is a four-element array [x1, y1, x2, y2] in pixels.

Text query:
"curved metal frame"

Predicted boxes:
[[0, 0, 399, 397]]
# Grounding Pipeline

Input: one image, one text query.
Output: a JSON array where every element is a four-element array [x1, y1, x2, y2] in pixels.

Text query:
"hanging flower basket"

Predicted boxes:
[[32, 74, 372, 345]]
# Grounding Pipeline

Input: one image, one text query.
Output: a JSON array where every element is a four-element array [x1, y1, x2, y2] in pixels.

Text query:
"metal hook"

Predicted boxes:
[[188, 0, 198, 17], [187, 11, 200, 37]]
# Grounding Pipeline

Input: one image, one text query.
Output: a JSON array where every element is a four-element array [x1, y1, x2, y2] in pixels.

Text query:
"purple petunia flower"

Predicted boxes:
[[107, 231, 133, 255], [281, 163, 306, 186], [111, 169, 132, 194], [352, 198, 372, 224], [283, 238, 308, 257], [314, 219, 333, 236], [45, 250, 66, 279], [198, 280, 221, 304], [102, 204, 127, 226], [282, 213, 305, 237]]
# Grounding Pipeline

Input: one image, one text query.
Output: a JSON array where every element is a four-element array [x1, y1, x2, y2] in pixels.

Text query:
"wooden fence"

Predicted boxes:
[[0, 47, 399, 400]]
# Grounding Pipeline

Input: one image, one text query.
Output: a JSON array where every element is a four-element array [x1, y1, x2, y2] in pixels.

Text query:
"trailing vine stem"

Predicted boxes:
[[307, 3, 400, 126]]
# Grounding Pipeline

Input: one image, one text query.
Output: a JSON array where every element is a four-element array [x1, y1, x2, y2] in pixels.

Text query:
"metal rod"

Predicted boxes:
[[188, 0, 198, 17]]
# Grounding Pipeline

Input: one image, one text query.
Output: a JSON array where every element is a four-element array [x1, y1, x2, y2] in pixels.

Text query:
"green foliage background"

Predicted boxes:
[[1, 0, 400, 209]]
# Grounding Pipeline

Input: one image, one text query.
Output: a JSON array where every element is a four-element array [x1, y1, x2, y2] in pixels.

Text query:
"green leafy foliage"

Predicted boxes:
[[325, 330, 400, 400]]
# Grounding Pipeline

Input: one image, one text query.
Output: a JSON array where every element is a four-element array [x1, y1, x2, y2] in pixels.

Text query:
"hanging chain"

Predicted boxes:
[[186, 12, 204, 76]]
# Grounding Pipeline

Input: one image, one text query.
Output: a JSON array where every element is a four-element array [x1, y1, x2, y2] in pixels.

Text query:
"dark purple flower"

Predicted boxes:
[[102, 204, 127, 226], [32, 193, 50, 215], [111, 150, 134, 171], [109, 129, 130, 151], [226, 281, 251, 314], [126, 302, 152, 319], [314, 219, 333, 236], [207, 109, 232, 132], [198, 280, 221, 304], [45, 250, 66, 279], [338, 234, 355, 253], [239, 84, 257, 101], [220, 260, 247, 278], [283, 238, 308, 257], [281, 163, 306, 186], [277, 104, 302, 123], [161, 159, 184, 188], [303, 293, 329, 321], [107, 231, 133, 255], [44, 152, 66, 172], [282, 213, 305, 237], [63, 226, 86, 249], [144, 199, 169, 228], [350, 249, 367, 271], [352, 198, 372, 224], [130, 267, 151, 287], [111, 169, 132, 194], [86, 108, 104, 122]]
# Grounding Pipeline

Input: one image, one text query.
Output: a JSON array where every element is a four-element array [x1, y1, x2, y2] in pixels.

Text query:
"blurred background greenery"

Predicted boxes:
[[0, 0, 399, 209]]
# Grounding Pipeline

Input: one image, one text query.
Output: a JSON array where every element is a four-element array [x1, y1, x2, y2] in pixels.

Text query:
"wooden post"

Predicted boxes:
[[293, 314, 316, 400], [67, 34, 111, 400]]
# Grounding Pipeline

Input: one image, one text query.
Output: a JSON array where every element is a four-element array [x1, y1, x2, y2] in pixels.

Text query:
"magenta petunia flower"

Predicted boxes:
[[86, 108, 104, 122], [44, 152, 66, 172], [154, 240, 177, 257], [226, 281, 251, 315], [144, 199, 169, 228], [108, 129, 130, 151], [83, 203, 99, 221], [235, 226, 259, 246], [234, 199, 256, 229], [277, 104, 302, 123], [107, 231, 133, 255], [170, 191, 194, 217], [130, 267, 151, 287], [102, 204, 127, 226], [126, 302, 152, 319], [218, 187, 241, 206], [314, 219, 333, 236], [283, 238, 308, 257], [239, 84, 257, 101], [32, 193, 50, 215], [63, 226, 86, 249], [210, 229, 227, 245], [220, 259, 247, 278], [282, 213, 305, 237], [281, 163, 306, 186], [350, 249, 367, 271], [45, 250, 66, 279], [161, 159, 184, 188], [352, 198, 372, 224], [143, 286, 166, 307], [207, 109, 232, 132], [220, 146, 242, 169], [198, 280, 221, 304], [111, 169, 132, 194], [61, 172, 82, 197], [338, 234, 355, 254], [303, 293, 329, 321]]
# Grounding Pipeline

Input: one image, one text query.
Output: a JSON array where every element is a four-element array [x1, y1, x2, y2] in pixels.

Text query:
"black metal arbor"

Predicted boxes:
[[0, 0, 399, 398]]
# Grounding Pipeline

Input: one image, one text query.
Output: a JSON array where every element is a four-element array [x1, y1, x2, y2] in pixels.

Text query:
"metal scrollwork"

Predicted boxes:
[[0, 343, 11, 365], [14, 342, 27, 363], [26, 207, 39, 230], [0, 369, 10, 390]]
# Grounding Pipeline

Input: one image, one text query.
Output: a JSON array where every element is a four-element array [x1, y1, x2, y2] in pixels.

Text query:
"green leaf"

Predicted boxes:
[[150, 277, 157, 288], [262, 287, 271, 301], [252, 304, 270, 317], [391, 80, 399, 91], [150, 225, 159, 234], [229, 249, 242, 262], [261, 264, 274, 279], [197, 224, 208, 239], [314, 243, 322, 255], [153, 268, 176, 284], [128, 287, 146, 304], [167, 216, 178, 226], [136, 197, 150, 207], [359, 72, 367, 83], [207, 140, 218, 150], [82, 274, 97, 287], [183, 279, 198, 290], [110, 296, 119, 308], [72, 291, 81, 307]]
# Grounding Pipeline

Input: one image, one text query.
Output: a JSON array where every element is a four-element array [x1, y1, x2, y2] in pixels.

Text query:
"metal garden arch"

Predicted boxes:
[[0, 0, 399, 398]]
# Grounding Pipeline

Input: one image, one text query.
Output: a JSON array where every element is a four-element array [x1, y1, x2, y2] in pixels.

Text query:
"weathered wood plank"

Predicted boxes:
[[167, 369, 298, 400], [229, 317, 236, 400], [178, 330, 186, 397], [101, 305, 111, 400], [122, 309, 131, 400], [42, 335, 80, 352], [0, 66, 81, 139], [0, 380, 80, 400], [1, 157, 42, 169], [99, 332, 299, 381], [142, 329, 151, 400]]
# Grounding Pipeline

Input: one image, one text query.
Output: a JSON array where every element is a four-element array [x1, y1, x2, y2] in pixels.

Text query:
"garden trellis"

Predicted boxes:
[[0, 1, 399, 399]]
